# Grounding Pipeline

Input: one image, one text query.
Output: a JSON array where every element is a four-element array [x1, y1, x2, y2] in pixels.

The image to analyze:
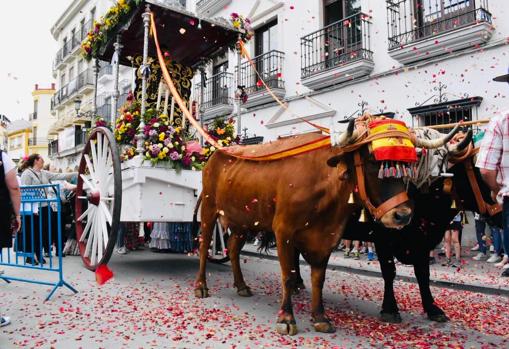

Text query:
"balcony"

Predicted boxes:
[[53, 20, 93, 71], [386, 0, 493, 64], [98, 63, 113, 82], [300, 13, 374, 90], [97, 102, 112, 121], [199, 72, 234, 120], [51, 69, 94, 110], [28, 137, 48, 147], [196, 0, 231, 16], [239, 50, 285, 108]]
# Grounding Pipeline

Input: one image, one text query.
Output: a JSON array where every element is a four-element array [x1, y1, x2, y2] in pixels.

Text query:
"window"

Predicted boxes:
[[77, 59, 84, 74], [254, 20, 279, 90], [324, 0, 361, 26], [323, 0, 362, 67], [33, 100, 38, 120], [80, 19, 86, 39], [60, 72, 66, 86], [71, 28, 76, 46], [33, 127, 38, 145], [212, 62, 229, 106], [255, 19, 278, 57], [69, 66, 75, 81], [408, 97, 483, 133], [90, 7, 96, 23]]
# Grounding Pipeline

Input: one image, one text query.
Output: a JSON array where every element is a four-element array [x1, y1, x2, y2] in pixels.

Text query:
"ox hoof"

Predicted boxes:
[[380, 311, 402, 323], [275, 322, 298, 336], [313, 321, 336, 333], [237, 286, 253, 297], [428, 313, 449, 323], [194, 287, 209, 298]]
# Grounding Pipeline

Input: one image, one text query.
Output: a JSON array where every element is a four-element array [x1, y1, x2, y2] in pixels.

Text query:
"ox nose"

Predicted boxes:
[[393, 211, 412, 226]]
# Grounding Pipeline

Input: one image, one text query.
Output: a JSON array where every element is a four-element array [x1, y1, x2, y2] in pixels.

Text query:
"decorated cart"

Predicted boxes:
[[75, 0, 246, 270]]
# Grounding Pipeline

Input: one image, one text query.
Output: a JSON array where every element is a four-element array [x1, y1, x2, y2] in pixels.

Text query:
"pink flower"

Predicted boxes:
[[185, 141, 202, 156]]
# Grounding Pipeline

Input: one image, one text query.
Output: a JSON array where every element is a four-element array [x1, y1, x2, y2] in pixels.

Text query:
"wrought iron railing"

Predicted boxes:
[[301, 12, 373, 79], [386, 0, 491, 50], [51, 69, 94, 109], [28, 138, 48, 146], [99, 64, 113, 78], [97, 103, 112, 120], [201, 72, 233, 109], [239, 50, 285, 94]]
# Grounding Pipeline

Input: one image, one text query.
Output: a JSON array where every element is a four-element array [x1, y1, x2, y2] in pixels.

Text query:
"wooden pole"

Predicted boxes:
[[417, 119, 490, 130]]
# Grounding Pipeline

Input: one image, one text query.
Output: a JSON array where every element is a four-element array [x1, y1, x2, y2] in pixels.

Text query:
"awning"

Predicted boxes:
[[97, 0, 242, 68]]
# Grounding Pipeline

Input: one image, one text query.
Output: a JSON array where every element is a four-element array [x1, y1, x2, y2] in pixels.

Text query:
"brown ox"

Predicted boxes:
[[194, 120, 455, 335]]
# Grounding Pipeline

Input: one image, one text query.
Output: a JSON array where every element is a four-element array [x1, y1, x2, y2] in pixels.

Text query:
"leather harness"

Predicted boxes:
[[353, 151, 409, 221], [449, 146, 502, 216]]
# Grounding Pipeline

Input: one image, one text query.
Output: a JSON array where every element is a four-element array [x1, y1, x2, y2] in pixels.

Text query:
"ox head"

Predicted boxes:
[[328, 119, 460, 229]]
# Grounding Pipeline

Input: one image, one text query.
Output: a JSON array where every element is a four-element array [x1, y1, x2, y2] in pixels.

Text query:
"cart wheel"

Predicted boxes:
[[75, 127, 122, 271], [207, 220, 231, 264]]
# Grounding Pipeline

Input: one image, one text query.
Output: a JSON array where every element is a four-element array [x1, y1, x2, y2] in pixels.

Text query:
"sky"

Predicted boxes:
[[0, 0, 73, 121]]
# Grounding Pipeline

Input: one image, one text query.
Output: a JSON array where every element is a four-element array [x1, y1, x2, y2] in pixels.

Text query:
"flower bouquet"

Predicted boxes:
[[230, 13, 254, 43], [203, 117, 240, 160]]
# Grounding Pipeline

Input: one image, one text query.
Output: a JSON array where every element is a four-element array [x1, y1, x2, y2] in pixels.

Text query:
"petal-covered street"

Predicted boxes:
[[2, 251, 508, 349]]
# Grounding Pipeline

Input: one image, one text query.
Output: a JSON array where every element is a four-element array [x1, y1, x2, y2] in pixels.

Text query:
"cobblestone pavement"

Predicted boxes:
[[1, 247, 508, 349]]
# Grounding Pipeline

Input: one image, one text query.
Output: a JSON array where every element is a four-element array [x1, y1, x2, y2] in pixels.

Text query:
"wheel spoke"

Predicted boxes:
[[84, 154, 97, 183], [99, 201, 113, 225], [90, 217, 99, 266], [81, 174, 97, 192], [83, 210, 96, 254], [80, 208, 96, 242], [97, 212, 104, 262], [77, 205, 93, 222]]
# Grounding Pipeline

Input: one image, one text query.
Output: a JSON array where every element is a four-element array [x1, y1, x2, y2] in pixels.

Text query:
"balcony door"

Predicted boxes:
[[212, 62, 228, 106], [254, 19, 278, 90], [323, 0, 361, 68], [415, 0, 475, 39]]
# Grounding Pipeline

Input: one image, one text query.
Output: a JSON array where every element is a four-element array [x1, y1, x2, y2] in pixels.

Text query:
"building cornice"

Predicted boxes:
[[32, 90, 55, 97]]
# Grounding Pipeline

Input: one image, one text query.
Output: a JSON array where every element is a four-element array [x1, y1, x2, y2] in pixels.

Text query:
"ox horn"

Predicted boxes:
[[413, 124, 460, 149], [332, 119, 358, 147], [447, 129, 473, 156]]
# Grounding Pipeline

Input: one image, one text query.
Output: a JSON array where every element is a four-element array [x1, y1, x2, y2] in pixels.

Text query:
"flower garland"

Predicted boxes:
[[142, 110, 206, 170], [203, 117, 240, 160], [230, 13, 254, 43], [114, 92, 141, 145], [81, 0, 141, 61]]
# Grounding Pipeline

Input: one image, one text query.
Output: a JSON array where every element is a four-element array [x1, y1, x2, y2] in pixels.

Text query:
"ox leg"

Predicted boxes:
[[274, 238, 299, 336], [194, 212, 217, 298], [293, 249, 305, 295], [413, 258, 449, 322], [311, 262, 335, 333], [378, 252, 402, 323], [228, 231, 252, 297]]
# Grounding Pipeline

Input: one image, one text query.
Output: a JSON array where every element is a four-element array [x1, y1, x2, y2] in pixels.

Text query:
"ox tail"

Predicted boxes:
[[192, 193, 203, 246], [257, 231, 276, 254]]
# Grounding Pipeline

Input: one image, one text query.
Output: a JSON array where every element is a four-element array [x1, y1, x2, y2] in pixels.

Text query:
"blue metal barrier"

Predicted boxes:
[[0, 184, 78, 301]]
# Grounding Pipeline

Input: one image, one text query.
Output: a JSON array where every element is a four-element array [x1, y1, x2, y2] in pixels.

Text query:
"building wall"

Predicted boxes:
[[190, 0, 509, 140], [7, 130, 30, 162]]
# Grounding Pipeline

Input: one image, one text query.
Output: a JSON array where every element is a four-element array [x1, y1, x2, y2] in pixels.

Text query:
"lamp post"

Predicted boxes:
[[74, 97, 82, 118]]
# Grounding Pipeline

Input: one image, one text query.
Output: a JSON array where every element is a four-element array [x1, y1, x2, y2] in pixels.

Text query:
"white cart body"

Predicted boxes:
[[120, 157, 202, 222]]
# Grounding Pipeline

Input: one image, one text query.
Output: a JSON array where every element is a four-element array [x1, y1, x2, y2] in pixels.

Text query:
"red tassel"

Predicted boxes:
[[95, 264, 114, 286]]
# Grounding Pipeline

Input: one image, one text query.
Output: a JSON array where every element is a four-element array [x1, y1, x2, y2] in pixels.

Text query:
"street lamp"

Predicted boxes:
[[74, 97, 82, 117]]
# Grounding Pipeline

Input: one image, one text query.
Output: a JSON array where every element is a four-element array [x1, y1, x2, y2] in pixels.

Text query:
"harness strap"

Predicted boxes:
[[353, 152, 409, 220], [464, 160, 502, 216]]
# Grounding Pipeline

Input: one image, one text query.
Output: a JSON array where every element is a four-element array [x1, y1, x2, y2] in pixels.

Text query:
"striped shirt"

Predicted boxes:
[[476, 110, 509, 203]]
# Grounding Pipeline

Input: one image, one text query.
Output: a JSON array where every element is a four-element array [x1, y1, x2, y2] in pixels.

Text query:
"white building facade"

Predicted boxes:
[[49, 0, 133, 171], [189, 0, 508, 141]]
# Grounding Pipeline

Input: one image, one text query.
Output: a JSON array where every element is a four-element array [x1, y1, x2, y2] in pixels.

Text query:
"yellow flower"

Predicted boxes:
[[158, 152, 166, 159], [163, 147, 169, 153], [159, 132, 165, 141], [118, 0, 126, 5]]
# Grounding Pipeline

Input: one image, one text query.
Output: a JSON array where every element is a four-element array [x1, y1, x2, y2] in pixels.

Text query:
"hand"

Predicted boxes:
[[13, 215, 21, 235]]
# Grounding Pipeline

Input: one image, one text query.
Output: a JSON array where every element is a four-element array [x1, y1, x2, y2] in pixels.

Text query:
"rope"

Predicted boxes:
[[238, 41, 329, 134]]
